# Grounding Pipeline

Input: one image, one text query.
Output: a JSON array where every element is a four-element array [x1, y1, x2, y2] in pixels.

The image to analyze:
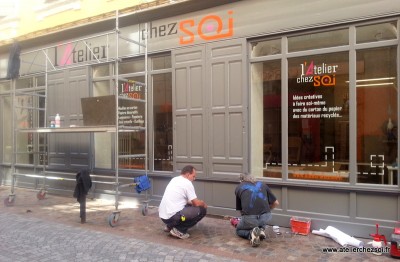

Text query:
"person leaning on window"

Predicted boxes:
[[235, 173, 279, 247], [159, 165, 208, 239]]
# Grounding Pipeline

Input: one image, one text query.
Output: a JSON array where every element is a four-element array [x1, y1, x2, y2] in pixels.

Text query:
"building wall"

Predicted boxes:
[[1, 0, 400, 238]]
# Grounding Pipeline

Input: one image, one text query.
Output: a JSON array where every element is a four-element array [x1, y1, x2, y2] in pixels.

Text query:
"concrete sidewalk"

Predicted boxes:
[[0, 186, 393, 261]]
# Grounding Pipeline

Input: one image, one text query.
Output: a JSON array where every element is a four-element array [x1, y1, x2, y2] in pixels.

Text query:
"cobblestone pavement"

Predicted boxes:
[[0, 186, 395, 262], [0, 212, 239, 262]]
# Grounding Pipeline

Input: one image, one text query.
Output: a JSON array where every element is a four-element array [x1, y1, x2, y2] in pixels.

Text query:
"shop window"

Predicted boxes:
[[356, 22, 397, 44], [251, 60, 282, 178], [288, 52, 349, 182], [14, 76, 45, 89], [356, 47, 398, 185], [119, 58, 145, 75], [93, 54, 173, 172], [250, 39, 281, 57], [92, 64, 110, 77], [92, 74, 146, 170], [0, 81, 11, 93], [153, 73, 172, 171], [288, 29, 348, 52], [10, 77, 47, 165], [152, 55, 171, 70], [118, 76, 146, 170]]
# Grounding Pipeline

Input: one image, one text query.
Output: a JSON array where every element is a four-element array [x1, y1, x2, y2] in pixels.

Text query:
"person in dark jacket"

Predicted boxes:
[[6, 41, 21, 80], [73, 169, 92, 223], [235, 173, 279, 247]]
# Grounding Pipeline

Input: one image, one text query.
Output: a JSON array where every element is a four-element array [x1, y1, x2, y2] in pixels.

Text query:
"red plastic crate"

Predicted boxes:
[[290, 217, 311, 235]]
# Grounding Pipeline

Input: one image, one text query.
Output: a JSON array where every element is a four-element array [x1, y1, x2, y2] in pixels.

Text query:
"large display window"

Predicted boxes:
[[356, 46, 398, 184], [92, 54, 172, 172], [288, 53, 349, 182], [250, 20, 398, 186], [9, 76, 46, 166], [251, 60, 282, 178]]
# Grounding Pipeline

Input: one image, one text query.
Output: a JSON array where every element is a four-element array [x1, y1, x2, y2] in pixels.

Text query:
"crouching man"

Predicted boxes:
[[159, 165, 208, 239], [235, 173, 279, 247]]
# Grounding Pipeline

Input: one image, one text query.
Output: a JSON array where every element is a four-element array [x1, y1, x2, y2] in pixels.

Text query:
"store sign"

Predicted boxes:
[[297, 61, 338, 87], [54, 42, 107, 66], [140, 10, 234, 45], [120, 80, 143, 99], [118, 80, 145, 126], [179, 10, 234, 44], [292, 61, 344, 120]]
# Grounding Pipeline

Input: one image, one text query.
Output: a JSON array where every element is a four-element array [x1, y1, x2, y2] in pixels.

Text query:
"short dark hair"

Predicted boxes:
[[181, 165, 195, 175]]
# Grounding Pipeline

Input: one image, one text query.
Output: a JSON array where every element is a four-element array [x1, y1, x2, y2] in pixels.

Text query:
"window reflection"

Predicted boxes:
[[0, 81, 11, 93], [356, 22, 397, 44], [92, 64, 109, 77], [251, 39, 281, 57], [288, 29, 349, 52], [251, 61, 282, 178], [152, 55, 171, 70], [153, 73, 173, 171], [10, 77, 47, 165], [356, 47, 398, 185], [119, 58, 145, 74]]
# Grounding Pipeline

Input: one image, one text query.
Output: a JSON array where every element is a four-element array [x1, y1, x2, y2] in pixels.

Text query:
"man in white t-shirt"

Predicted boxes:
[[159, 165, 208, 239]]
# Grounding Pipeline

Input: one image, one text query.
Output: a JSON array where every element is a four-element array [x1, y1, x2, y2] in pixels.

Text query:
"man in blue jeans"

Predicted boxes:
[[159, 165, 208, 239], [235, 173, 279, 247]]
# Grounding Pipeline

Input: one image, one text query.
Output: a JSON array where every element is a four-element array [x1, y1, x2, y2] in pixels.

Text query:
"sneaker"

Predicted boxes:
[[250, 227, 261, 247], [170, 227, 190, 239], [259, 228, 266, 240], [163, 225, 172, 232]]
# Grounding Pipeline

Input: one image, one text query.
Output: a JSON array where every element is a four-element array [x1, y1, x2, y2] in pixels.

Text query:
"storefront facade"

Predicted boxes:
[[1, 0, 399, 237]]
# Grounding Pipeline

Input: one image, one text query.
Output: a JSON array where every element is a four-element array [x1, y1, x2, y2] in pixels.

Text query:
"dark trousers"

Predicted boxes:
[[78, 195, 87, 222], [162, 205, 207, 234]]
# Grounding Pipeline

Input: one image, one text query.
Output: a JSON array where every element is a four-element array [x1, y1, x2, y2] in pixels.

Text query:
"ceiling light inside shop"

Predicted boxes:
[[355, 82, 394, 87], [345, 77, 396, 87]]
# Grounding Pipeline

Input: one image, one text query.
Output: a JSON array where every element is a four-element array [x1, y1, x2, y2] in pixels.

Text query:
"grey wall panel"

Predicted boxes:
[[268, 185, 282, 211], [175, 115, 188, 157], [212, 163, 243, 174], [192, 180, 206, 201], [151, 177, 171, 198], [211, 63, 225, 107], [228, 61, 243, 106], [212, 113, 225, 157], [174, 50, 203, 64], [211, 45, 243, 59], [229, 112, 243, 157], [208, 182, 237, 208], [288, 188, 350, 217], [175, 68, 187, 110], [190, 114, 203, 157], [175, 162, 204, 175], [356, 193, 398, 220], [189, 66, 203, 109], [207, 39, 247, 179], [173, 46, 206, 177]]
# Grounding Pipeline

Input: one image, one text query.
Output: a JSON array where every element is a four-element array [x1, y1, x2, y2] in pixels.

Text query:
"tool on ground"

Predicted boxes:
[[390, 221, 400, 258], [369, 223, 387, 256]]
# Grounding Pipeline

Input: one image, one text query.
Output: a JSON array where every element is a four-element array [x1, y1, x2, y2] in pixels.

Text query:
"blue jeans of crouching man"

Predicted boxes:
[[236, 212, 272, 239]]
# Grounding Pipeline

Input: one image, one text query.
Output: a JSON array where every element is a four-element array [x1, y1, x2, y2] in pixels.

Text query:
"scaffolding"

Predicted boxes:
[[4, 11, 150, 226]]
